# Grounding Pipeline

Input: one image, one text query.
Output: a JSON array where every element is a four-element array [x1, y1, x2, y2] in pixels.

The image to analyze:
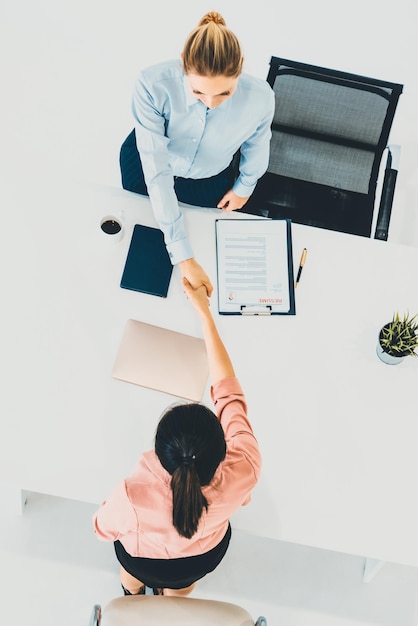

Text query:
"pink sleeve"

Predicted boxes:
[[92, 481, 138, 542], [210, 377, 262, 484]]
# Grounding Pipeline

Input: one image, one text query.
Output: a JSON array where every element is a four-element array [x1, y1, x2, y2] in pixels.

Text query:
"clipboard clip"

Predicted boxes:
[[240, 305, 272, 316]]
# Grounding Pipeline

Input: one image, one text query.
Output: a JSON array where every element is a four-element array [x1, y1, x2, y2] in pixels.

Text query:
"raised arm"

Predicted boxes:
[[182, 278, 234, 384]]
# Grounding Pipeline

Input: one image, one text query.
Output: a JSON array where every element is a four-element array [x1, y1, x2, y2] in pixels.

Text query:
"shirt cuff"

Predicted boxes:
[[166, 237, 194, 265], [232, 179, 257, 198]]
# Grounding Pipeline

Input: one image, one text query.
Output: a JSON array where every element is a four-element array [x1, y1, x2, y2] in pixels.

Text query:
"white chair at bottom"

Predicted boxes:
[[89, 595, 267, 625]]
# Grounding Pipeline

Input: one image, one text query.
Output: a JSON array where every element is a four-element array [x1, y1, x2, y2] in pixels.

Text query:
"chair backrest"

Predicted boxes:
[[266, 57, 403, 196], [99, 595, 256, 626]]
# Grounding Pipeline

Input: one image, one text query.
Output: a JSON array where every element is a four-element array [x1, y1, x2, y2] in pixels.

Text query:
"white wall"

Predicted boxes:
[[1, 0, 417, 243]]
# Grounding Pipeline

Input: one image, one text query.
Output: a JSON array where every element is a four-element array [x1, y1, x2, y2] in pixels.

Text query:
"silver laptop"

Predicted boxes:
[[112, 319, 208, 401]]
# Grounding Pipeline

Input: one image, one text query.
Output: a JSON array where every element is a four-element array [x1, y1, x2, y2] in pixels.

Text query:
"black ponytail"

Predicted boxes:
[[155, 403, 226, 539], [171, 462, 208, 538]]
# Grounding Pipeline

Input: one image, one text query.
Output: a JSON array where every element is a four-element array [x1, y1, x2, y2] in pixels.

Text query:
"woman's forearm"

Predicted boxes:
[[197, 308, 235, 385], [182, 277, 235, 384]]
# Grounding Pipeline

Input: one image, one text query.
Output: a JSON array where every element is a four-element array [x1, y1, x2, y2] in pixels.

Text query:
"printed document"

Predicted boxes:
[[215, 219, 295, 315]]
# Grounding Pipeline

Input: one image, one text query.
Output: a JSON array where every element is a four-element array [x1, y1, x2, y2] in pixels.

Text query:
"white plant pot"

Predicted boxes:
[[376, 341, 405, 365]]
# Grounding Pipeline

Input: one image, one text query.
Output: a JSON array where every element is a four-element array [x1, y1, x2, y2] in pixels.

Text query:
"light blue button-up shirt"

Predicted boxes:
[[132, 60, 275, 264]]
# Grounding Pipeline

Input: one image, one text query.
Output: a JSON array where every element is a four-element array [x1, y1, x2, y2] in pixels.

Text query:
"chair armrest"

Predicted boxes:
[[374, 144, 400, 241]]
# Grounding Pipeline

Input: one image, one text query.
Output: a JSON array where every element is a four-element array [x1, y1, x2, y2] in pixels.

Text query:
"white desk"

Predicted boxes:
[[1, 178, 418, 570]]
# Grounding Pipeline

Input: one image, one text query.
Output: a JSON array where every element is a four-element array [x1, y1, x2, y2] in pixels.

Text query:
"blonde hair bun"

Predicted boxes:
[[183, 11, 243, 77], [198, 11, 226, 27]]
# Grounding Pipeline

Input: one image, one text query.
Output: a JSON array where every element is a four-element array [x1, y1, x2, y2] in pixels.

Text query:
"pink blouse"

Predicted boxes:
[[92, 377, 261, 558]]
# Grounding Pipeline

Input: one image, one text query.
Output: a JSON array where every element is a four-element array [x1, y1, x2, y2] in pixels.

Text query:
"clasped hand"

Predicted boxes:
[[182, 277, 210, 314], [179, 257, 213, 297]]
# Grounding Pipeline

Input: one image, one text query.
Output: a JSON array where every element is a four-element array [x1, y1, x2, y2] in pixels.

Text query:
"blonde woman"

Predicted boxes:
[[120, 11, 275, 295]]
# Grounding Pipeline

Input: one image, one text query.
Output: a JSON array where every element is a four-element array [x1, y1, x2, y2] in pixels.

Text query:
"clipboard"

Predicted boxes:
[[215, 218, 296, 315], [120, 224, 173, 298]]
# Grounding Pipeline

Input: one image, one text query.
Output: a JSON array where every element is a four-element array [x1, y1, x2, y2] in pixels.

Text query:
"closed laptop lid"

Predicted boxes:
[[112, 319, 208, 401]]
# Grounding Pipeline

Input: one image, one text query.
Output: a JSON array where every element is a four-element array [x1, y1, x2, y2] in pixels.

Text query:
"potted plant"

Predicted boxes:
[[376, 312, 418, 365]]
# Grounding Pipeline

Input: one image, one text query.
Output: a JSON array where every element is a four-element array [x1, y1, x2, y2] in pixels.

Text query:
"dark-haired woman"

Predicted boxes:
[[120, 10, 275, 295], [92, 278, 261, 596]]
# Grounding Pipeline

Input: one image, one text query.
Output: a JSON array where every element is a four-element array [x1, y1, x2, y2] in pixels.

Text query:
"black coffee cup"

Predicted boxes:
[[100, 216, 123, 240]]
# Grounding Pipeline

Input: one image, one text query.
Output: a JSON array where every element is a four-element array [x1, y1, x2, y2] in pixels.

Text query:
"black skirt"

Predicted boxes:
[[114, 524, 231, 589]]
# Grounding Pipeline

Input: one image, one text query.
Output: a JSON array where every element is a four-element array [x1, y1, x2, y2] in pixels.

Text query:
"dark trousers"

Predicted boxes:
[[119, 129, 237, 208]]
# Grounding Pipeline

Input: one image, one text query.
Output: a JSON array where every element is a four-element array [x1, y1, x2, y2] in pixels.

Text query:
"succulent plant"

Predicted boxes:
[[379, 312, 418, 357]]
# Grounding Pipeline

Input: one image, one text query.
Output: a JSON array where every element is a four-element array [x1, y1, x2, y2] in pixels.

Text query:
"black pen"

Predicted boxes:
[[295, 248, 307, 287]]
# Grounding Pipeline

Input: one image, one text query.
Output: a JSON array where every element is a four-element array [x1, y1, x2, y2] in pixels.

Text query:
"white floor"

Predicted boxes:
[[2, 1, 418, 625], [2, 492, 418, 626]]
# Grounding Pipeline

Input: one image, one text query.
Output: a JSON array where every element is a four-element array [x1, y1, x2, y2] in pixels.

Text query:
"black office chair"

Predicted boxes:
[[89, 595, 267, 625], [243, 57, 403, 241]]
